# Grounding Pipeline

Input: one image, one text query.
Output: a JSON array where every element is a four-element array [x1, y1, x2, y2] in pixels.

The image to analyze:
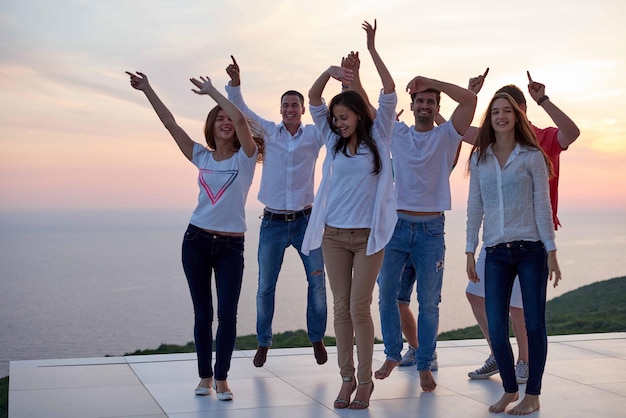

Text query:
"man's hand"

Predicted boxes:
[[468, 67, 489, 94], [342, 51, 360, 72], [225, 55, 240, 86], [527, 71, 547, 103], [406, 76, 434, 95]]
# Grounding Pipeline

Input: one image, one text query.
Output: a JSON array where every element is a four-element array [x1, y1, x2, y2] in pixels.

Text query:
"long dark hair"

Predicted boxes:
[[203, 105, 265, 163], [467, 92, 553, 177], [327, 90, 381, 175]]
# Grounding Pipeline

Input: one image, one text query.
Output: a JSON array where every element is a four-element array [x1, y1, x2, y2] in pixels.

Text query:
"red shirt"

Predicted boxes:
[[533, 125, 563, 230]]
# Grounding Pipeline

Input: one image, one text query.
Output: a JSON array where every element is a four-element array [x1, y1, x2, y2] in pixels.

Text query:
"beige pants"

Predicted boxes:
[[322, 226, 384, 383]]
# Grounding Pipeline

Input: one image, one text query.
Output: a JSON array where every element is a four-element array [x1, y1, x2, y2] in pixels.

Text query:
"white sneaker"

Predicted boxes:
[[430, 351, 439, 371], [515, 360, 529, 384], [399, 346, 416, 367]]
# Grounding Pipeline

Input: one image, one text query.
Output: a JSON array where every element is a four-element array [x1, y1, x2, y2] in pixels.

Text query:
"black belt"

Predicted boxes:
[[263, 207, 312, 222]]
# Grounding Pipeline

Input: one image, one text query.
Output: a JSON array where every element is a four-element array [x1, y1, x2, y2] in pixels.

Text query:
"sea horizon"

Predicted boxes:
[[1, 207, 625, 378]]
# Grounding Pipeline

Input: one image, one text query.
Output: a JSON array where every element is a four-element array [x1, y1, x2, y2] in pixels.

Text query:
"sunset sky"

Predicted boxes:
[[1, 0, 625, 212]]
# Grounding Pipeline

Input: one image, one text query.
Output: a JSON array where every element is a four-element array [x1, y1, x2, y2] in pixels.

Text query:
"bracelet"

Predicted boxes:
[[341, 84, 350, 89], [537, 95, 549, 106]]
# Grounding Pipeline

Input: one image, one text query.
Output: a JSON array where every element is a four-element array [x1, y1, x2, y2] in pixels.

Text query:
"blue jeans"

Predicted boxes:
[[182, 224, 244, 381], [397, 258, 416, 304], [256, 213, 327, 347], [485, 240, 548, 396], [377, 214, 445, 370]]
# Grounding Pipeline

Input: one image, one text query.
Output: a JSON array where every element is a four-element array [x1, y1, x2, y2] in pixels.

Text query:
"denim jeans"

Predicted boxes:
[[397, 258, 416, 304], [377, 214, 445, 370], [256, 213, 327, 347], [485, 240, 548, 395], [182, 224, 244, 381]]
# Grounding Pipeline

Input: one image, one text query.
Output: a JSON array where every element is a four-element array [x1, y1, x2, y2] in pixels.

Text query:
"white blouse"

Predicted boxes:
[[466, 143, 556, 254]]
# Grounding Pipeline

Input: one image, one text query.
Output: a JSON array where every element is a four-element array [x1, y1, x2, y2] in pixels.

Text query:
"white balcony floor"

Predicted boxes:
[[9, 333, 626, 417]]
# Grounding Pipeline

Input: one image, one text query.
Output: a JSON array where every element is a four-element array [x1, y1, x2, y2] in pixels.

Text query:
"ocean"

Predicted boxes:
[[1, 208, 625, 378]]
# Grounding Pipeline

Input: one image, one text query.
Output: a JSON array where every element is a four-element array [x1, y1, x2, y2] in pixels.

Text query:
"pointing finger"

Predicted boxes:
[[483, 67, 489, 78], [527, 70, 533, 83], [230, 55, 238, 66]]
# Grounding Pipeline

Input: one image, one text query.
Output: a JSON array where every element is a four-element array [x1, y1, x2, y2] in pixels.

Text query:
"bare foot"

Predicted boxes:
[[489, 392, 519, 413], [374, 359, 399, 380], [253, 346, 269, 367], [508, 394, 540, 415], [419, 369, 437, 392]]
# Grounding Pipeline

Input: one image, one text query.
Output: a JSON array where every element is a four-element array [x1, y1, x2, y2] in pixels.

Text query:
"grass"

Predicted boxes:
[[438, 276, 626, 340], [2, 276, 624, 417]]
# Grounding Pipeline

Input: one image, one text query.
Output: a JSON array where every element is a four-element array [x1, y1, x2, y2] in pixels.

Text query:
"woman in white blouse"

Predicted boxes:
[[465, 92, 562, 415], [302, 20, 397, 410]]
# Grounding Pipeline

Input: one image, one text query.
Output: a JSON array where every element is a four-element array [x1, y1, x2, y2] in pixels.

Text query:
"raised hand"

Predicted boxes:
[[527, 71, 546, 102], [468, 67, 489, 94], [328, 65, 354, 85], [225, 55, 240, 85], [125, 71, 149, 90], [190, 76, 215, 95], [342, 51, 360, 72], [406, 76, 434, 95], [362, 19, 377, 50]]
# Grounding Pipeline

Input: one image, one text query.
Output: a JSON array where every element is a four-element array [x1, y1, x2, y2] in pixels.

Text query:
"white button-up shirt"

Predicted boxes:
[[466, 143, 556, 254], [226, 84, 324, 211]]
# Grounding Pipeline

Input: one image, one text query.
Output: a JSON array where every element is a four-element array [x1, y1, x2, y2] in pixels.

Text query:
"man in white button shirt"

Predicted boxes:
[[225, 56, 328, 367]]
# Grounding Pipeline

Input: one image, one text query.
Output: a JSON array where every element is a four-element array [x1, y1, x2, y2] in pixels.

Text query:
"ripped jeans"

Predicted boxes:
[[377, 213, 445, 371]]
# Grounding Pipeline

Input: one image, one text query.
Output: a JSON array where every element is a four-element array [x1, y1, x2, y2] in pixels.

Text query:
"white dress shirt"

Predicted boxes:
[[226, 84, 324, 211]]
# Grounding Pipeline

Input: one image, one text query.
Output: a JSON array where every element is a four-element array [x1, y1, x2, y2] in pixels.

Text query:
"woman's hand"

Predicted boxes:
[[362, 19, 377, 51], [466, 252, 479, 283], [125, 71, 149, 90], [548, 251, 562, 288], [190, 76, 215, 95], [327, 65, 354, 85]]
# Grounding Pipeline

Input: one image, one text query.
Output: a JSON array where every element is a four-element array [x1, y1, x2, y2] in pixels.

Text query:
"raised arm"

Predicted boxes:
[[407, 76, 477, 135], [436, 68, 488, 129], [342, 51, 376, 119], [527, 71, 580, 148], [309, 66, 353, 106], [363, 19, 395, 94], [190, 75, 256, 158], [126, 71, 195, 161]]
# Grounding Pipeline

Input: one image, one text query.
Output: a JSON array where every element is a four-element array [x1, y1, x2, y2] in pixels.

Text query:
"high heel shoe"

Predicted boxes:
[[214, 380, 234, 401], [333, 376, 357, 409], [348, 380, 374, 410]]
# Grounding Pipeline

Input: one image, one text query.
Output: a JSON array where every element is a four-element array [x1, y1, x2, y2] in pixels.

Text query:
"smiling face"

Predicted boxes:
[[332, 104, 359, 141], [280, 94, 305, 126], [213, 109, 235, 141], [490, 97, 517, 135], [411, 91, 439, 125]]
